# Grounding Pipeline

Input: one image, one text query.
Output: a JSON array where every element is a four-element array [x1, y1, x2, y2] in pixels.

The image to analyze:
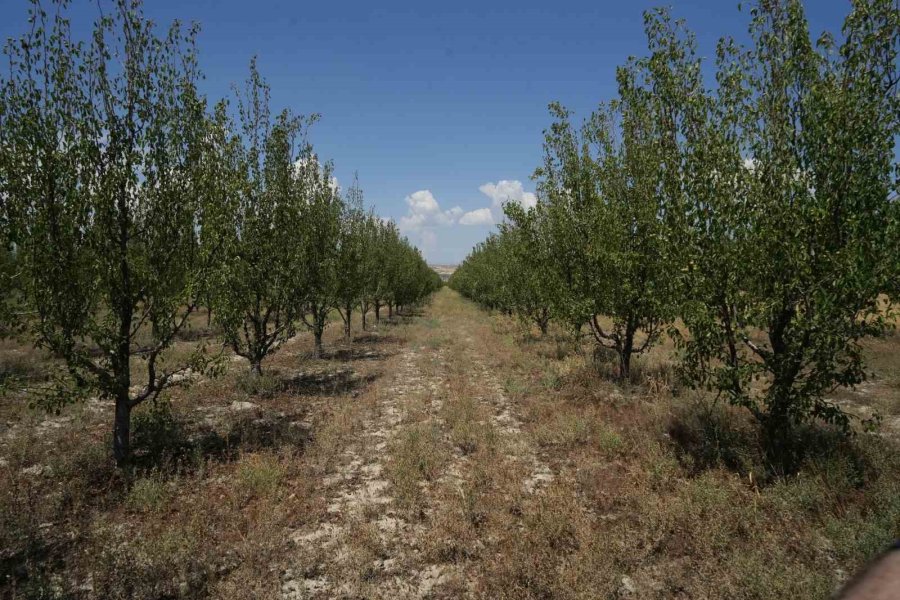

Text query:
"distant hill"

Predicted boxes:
[[429, 264, 457, 282]]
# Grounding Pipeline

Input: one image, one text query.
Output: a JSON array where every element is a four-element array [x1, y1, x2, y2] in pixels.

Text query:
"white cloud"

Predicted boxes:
[[458, 208, 494, 226], [396, 181, 536, 261], [398, 190, 466, 231], [479, 180, 537, 215], [406, 189, 440, 216]]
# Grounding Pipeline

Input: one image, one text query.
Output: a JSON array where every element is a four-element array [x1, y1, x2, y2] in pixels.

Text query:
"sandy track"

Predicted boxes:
[[283, 303, 551, 599]]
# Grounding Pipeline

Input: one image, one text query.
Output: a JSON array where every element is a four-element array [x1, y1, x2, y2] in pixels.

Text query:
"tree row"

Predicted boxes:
[[0, 0, 441, 462], [450, 0, 900, 471]]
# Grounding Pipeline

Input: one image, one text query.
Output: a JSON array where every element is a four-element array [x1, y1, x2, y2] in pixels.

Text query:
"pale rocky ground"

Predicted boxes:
[[281, 293, 552, 599], [2, 289, 898, 599]]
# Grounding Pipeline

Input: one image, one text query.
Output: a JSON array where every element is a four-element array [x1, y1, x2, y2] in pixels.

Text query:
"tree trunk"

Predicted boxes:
[[762, 345, 803, 472], [537, 308, 549, 335], [113, 394, 131, 465], [250, 357, 263, 376], [619, 326, 635, 381], [388, 303, 393, 319], [344, 306, 352, 341], [375, 301, 381, 323], [362, 310, 367, 331], [761, 399, 796, 474], [619, 350, 631, 381], [313, 324, 324, 358]]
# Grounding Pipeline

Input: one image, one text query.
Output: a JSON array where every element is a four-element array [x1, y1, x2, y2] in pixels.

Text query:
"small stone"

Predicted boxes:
[[619, 576, 636, 596], [21, 464, 51, 476], [229, 401, 258, 411]]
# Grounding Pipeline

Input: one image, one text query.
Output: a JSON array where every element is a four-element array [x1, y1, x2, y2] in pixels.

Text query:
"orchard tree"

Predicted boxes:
[[392, 242, 439, 313], [531, 76, 684, 378], [449, 234, 511, 311], [297, 155, 343, 358], [0, 0, 223, 463], [213, 60, 314, 375], [334, 175, 368, 341], [674, 0, 899, 468], [530, 103, 598, 335], [500, 207, 557, 334], [357, 214, 382, 331], [373, 219, 401, 322]]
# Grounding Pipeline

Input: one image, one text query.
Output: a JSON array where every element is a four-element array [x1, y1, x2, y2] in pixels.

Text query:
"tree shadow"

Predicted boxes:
[[667, 398, 869, 481], [185, 414, 311, 462], [322, 347, 391, 362], [277, 369, 378, 397], [173, 326, 222, 342], [348, 333, 404, 346], [0, 408, 312, 593], [127, 404, 311, 473]]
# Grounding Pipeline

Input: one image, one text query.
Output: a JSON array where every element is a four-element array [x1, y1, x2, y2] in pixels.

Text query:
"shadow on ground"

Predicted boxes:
[[278, 370, 378, 397]]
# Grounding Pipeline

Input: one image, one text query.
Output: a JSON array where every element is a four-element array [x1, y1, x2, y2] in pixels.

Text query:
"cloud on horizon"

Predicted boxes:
[[458, 207, 493, 226], [478, 180, 537, 222], [397, 180, 537, 262]]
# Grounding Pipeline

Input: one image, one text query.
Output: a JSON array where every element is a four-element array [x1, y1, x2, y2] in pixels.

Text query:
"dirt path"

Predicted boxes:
[[282, 290, 551, 599]]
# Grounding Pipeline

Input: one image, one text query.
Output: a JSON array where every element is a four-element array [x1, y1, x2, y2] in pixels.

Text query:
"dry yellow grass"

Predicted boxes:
[[1, 288, 898, 599]]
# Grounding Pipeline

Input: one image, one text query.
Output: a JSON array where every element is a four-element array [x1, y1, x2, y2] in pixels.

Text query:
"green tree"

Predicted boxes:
[[334, 175, 368, 341], [0, 0, 222, 463], [531, 79, 683, 378], [373, 220, 400, 322], [499, 208, 556, 334], [297, 155, 343, 358], [357, 214, 382, 331], [213, 60, 314, 375], [674, 0, 899, 469], [449, 233, 514, 313]]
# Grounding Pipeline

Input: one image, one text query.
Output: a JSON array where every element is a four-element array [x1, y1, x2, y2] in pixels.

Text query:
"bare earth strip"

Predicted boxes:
[[282, 292, 552, 599]]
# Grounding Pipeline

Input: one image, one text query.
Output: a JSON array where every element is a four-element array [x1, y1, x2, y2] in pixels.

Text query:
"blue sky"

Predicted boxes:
[[0, 0, 853, 263]]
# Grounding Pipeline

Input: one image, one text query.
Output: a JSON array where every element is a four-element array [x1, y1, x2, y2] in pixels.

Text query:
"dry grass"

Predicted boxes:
[[2, 290, 897, 599], [0, 310, 404, 599], [459, 291, 900, 599]]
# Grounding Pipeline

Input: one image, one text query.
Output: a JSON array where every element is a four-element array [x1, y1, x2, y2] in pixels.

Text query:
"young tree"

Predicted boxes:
[[0, 0, 222, 463], [532, 86, 682, 378], [392, 241, 439, 314], [449, 234, 512, 312], [297, 156, 343, 358], [213, 60, 314, 375], [357, 214, 382, 331], [334, 175, 368, 341], [499, 208, 557, 334], [373, 219, 402, 323], [674, 0, 899, 468]]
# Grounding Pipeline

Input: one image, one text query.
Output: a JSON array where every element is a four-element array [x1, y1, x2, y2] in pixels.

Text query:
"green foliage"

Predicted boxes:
[[0, 0, 223, 462], [334, 176, 370, 339], [453, 0, 900, 467], [0, 1, 442, 462], [211, 59, 316, 372], [668, 0, 899, 470]]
